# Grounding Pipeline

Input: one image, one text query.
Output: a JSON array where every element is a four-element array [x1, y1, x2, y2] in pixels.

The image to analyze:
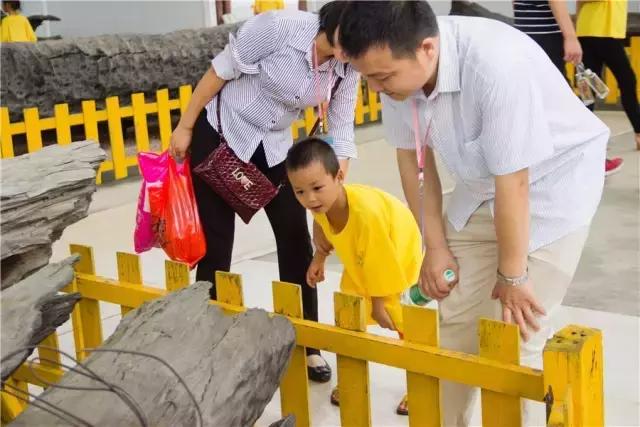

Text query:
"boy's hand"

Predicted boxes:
[[371, 297, 396, 331], [306, 253, 326, 288], [313, 221, 333, 256]]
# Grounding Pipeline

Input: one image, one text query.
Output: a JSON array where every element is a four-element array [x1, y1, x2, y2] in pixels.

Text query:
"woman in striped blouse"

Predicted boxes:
[[169, 2, 359, 383]]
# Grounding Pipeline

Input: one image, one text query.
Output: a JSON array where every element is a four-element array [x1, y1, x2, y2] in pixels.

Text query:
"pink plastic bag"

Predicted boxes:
[[134, 151, 170, 253]]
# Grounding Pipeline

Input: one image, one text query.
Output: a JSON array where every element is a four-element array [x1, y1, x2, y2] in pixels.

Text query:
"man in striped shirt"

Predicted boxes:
[[339, 1, 608, 425], [513, 0, 582, 74]]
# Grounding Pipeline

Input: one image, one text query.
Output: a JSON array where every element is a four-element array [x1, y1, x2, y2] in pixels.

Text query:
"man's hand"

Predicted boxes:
[[563, 36, 583, 65], [492, 280, 546, 342], [306, 253, 326, 288], [371, 297, 396, 330], [313, 221, 333, 256], [419, 247, 459, 301]]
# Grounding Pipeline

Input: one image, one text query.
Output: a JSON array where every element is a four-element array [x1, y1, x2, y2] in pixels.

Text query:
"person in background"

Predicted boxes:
[[1, 1, 36, 43], [513, 0, 582, 74], [253, 0, 285, 15], [578, 0, 640, 165]]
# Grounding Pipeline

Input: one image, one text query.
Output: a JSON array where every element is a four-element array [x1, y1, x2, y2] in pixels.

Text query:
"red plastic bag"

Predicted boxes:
[[160, 156, 206, 268]]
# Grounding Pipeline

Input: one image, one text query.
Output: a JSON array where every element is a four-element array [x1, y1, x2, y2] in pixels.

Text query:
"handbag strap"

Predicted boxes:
[[215, 63, 346, 139], [216, 91, 224, 139], [309, 62, 347, 137]]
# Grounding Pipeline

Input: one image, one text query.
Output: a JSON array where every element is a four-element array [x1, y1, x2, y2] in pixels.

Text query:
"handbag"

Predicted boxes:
[[193, 63, 346, 224]]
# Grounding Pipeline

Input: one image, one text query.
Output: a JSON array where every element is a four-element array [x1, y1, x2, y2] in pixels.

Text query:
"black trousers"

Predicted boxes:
[[580, 36, 640, 133], [529, 32, 566, 76], [190, 109, 319, 356]]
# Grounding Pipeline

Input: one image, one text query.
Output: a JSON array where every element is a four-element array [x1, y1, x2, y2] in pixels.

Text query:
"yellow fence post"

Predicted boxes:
[[403, 305, 441, 427], [54, 103, 72, 145], [69, 244, 103, 360], [367, 88, 380, 122], [81, 100, 100, 142], [631, 37, 640, 99], [117, 252, 143, 316], [131, 93, 151, 153], [156, 88, 172, 151], [215, 271, 244, 306], [1, 378, 28, 422], [273, 281, 311, 427], [106, 96, 128, 180], [479, 319, 522, 427], [334, 292, 372, 427], [1, 107, 15, 158], [543, 325, 604, 427], [165, 260, 190, 292], [37, 333, 63, 377], [23, 107, 43, 153], [178, 85, 193, 114], [354, 83, 365, 125]]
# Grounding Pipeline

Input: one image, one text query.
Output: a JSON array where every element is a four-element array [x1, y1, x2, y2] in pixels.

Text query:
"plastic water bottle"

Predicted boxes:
[[401, 269, 457, 306]]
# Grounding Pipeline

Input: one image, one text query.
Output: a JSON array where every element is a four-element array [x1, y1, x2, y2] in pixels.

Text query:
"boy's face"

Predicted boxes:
[[288, 161, 343, 214]]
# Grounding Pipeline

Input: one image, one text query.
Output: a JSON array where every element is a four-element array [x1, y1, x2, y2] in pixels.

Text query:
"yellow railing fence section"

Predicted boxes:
[[0, 82, 380, 184], [0, 244, 605, 426]]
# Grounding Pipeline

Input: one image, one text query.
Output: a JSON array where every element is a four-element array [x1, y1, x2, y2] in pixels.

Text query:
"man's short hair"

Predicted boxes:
[[339, 1, 439, 58], [318, 1, 347, 47]]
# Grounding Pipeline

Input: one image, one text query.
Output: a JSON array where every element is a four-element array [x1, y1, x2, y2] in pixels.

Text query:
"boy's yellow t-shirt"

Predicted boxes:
[[314, 184, 422, 332], [577, 0, 628, 39], [1, 14, 37, 43]]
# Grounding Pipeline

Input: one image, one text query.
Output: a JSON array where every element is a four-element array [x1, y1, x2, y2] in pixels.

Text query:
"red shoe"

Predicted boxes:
[[605, 158, 624, 176]]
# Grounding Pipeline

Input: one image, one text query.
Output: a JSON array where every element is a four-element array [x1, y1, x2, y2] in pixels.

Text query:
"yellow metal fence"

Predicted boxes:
[[1, 245, 604, 426], [0, 82, 380, 185]]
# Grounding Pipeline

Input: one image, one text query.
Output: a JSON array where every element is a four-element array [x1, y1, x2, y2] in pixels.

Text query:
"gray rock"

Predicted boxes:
[[2, 23, 241, 118], [12, 282, 296, 427], [270, 414, 297, 427], [1, 256, 80, 380], [1, 141, 105, 289]]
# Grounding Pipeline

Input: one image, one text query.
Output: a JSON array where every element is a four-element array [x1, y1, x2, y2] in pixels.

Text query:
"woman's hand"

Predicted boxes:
[[169, 124, 193, 161]]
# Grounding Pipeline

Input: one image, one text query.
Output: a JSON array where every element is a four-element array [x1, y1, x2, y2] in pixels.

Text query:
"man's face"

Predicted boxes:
[[348, 39, 438, 100]]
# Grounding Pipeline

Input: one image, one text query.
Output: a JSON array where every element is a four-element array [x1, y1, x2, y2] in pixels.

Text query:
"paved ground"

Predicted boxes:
[[49, 111, 639, 426]]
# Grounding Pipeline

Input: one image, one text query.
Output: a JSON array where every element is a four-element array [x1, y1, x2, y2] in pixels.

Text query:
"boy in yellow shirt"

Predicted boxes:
[[286, 137, 422, 415], [1, 1, 36, 43]]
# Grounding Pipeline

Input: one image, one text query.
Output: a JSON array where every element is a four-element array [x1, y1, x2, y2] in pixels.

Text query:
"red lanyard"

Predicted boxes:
[[412, 98, 431, 248], [411, 99, 431, 173], [312, 41, 333, 134]]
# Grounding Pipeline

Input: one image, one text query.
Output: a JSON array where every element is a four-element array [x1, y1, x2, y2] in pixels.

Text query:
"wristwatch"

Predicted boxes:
[[497, 269, 529, 286]]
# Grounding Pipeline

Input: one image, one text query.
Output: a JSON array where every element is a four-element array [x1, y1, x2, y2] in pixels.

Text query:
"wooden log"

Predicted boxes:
[[12, 281, 296, 427], [1, 141, 105, 289], [1, 256, 80, 380]]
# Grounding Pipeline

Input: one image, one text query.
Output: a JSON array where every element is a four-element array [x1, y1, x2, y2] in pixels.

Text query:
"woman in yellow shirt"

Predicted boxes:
[[578, 0, 640, 152], [1, 1, 36, 43], [286, 137, 423, 416]]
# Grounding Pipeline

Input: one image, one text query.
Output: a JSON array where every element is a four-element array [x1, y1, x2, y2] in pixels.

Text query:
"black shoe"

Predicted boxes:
[[307, 362, 332, 383]]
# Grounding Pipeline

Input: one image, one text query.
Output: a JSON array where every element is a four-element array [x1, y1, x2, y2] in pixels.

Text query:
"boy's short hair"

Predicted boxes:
[[286, 137, 340, 177]]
